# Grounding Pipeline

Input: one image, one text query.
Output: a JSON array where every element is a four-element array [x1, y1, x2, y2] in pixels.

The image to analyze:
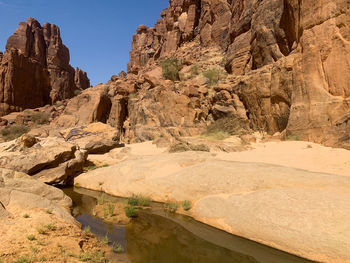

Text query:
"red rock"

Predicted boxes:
[[0, 18, 90, 116]]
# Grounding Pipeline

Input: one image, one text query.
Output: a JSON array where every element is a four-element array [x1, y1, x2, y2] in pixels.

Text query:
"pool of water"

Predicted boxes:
[[63, 187, 314, 263]]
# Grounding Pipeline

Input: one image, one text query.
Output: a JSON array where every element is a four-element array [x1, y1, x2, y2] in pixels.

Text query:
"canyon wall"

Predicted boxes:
[[118, 0, 350, 148]]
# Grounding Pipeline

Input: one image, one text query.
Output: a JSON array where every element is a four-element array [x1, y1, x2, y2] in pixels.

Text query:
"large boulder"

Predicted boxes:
[[53, 85, 112, 128], [0, 136, 86, 185], [0, 168, 73, 220], [61, 122, 121, 154], [0, 17, 89, 117]]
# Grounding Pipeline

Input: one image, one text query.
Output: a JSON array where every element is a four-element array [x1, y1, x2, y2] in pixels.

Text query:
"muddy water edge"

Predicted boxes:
[[63, 187, 315, 263]]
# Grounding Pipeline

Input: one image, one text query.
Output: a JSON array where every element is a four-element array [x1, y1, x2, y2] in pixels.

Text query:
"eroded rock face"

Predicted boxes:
[[122, 0, 350, 149], [53, 84, 112, 128], [0, 136, 87, 185], [0, 17, 89, 117]]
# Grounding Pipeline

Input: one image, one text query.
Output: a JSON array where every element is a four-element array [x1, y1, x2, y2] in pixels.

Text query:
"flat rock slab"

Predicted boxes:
[[75, 151, 350, 262], [0, 168, 74, 223]]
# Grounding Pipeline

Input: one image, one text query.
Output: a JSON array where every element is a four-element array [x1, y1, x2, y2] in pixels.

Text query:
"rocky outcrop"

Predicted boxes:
[[0, 17, 89, 117], [0, 136, 87, 185], [0, 168, 111, 262], [122, 0, 350, 149], [0, 168, 73, 219], [60, 122, 122, 154], [53, 84, 111, 128]]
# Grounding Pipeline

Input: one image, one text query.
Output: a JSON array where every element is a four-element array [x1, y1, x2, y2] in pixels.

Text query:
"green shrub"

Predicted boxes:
[[74, 89, 82, 96], [27, 234, 36, 241], [203, 68, 222, 86], [138, 196, 151, 207], [30, 246, 38, 254], [203, 131, 231, 140], [101, 235, 109, 245], [286, 135, 300, 141], [1, 125, 29, 141], [86, 165, 97, 171], [77, 251, 106, 262], [12, 256, 32, 263], [182, 200, 192, 211], [23, 213, 30, 218], [164, 202, 179, 213], [169, 142, 210, 153], [37, 228, 46, 235], [124, 206, 138, 218], [189, 64, 200, 78], [83, 226, 91, 235], [112, 243, 125, 253], [45, 209, 53, 214], [127, 194, 151, 207], [103, 203, 115, 218], [203, 117, 249, 139], [29, 112, 49, 125], [160, 57, 181, 81], [45, 224, 56, 231]]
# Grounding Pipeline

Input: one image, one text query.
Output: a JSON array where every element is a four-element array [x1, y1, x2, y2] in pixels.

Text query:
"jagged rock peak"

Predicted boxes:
[[0, 17, 90, 116]]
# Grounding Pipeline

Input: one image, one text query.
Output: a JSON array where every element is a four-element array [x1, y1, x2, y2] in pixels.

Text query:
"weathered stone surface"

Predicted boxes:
[[0, 168, 73, 220], [122, 0, 350, 149], [0, 18, 89, 117], [75, 67, 90, 91], [53, 85, 112, 128], [61, 122, 121, 154], [0, 136, 86, 184], [75, 151, 350, 263]]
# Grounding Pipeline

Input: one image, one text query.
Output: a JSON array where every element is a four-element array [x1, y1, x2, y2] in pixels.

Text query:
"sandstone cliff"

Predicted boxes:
[[0, 18, 90, 117], [117, 0, 350, 149]]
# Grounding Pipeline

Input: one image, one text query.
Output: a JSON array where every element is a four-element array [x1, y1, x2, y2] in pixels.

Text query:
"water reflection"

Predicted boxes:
[[64, 188, 314, 263]]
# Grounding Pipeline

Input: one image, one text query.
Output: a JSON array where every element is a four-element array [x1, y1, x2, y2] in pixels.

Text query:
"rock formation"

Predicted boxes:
[[0, 17, 89, 117], [0, 136, 87, 185], [117, 0, 350, 149]]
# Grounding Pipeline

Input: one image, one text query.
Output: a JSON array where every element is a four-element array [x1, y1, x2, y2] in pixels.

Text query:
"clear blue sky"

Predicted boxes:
[[0, 0, 168, 86]]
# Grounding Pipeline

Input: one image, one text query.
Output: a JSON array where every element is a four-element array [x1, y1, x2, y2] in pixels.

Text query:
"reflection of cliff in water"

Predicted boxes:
[[125, 212, 258, 263]]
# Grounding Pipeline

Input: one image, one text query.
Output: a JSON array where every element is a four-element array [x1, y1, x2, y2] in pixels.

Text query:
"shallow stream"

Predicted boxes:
[[63, 187, 314, 263]]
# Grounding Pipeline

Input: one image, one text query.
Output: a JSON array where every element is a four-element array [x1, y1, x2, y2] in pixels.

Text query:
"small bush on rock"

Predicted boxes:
[[74, 89, 82, 96], [182, 200, 192, 211], [12, 256, 32, 263], [112, 243, 125, 254], [203, 117, 249, 139], [169, 142, 210, 153], [29, 112, 50, 125], [164, 202, 179, 213], [1, 125, 29, 141], [127, 194, 151, 207], [203, 68, 222, 86], [160, 57, 181, 81], [83, 226, 91, 235], [27, 235, 36, 241], [189, 64, 200, 78], [124, 206, 138, 218]]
